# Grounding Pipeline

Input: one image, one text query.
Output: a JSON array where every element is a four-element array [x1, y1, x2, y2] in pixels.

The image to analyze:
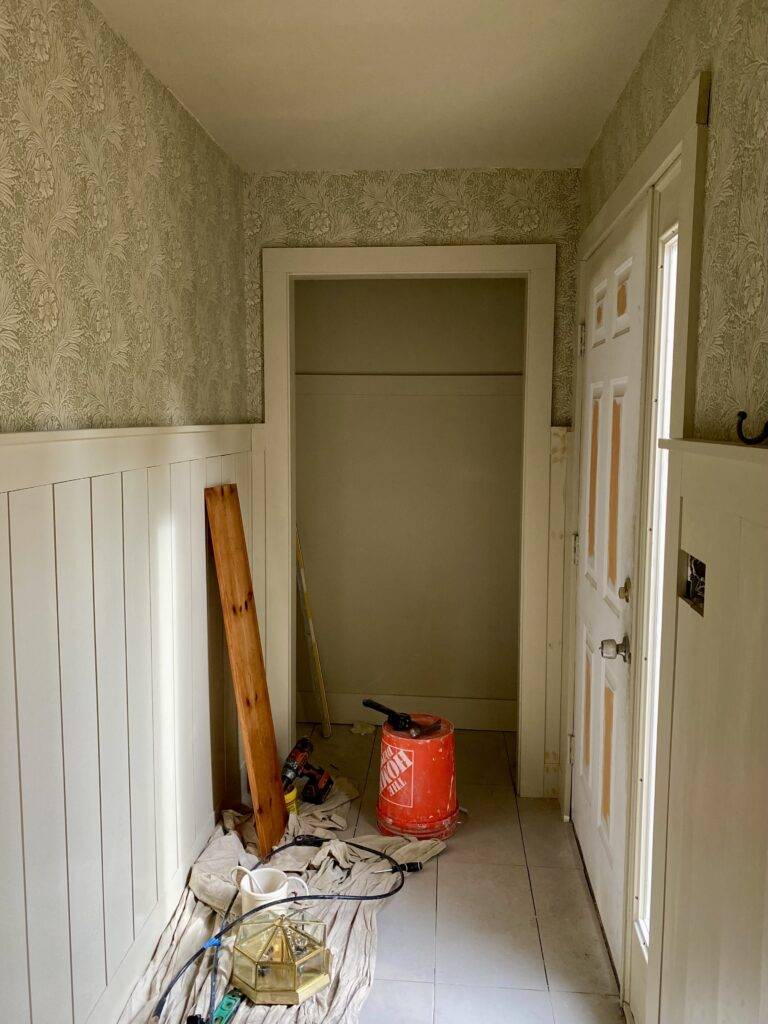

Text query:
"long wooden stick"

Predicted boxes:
[[205, 484, 287, 855], [296, 528, 332, 739]]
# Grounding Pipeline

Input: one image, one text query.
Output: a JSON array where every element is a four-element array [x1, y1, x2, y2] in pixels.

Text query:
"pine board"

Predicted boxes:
[[205, 483, 287, 854]]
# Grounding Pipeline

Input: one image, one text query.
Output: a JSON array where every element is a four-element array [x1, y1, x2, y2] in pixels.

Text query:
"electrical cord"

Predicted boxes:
[[151, 835, 408, 1023], [205, 889, 238, 1024]]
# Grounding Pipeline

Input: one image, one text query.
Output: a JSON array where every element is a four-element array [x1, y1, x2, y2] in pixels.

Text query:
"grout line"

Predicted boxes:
[[502, 730, 517, 790], [516, 787, 550, 993], [354, 725, 378, 837]]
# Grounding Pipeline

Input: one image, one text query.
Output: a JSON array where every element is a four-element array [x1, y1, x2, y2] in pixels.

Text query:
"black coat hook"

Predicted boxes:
[[736, 411, 768, 446]]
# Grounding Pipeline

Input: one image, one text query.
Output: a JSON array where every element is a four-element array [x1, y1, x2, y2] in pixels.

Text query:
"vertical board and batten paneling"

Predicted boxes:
[[92, 472, 135, 977], [54, 478, 106, 1019], [170, 461, 195, 865], [0, 494, 31, 1022], [0, 424, 259, 1024], [205, 454, 227, 810], [658, 441, 768, 1024], [251, 443, 267, 643], [147, 463, 179, 894], [9, 485, 73, 1023], [543, 427, 570, 797], [122, 468, 158, 936], [190, 459, 214, 837]]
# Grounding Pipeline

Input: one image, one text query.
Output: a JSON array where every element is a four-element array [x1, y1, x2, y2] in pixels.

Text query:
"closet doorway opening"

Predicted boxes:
[[262, 245, 556, 798]]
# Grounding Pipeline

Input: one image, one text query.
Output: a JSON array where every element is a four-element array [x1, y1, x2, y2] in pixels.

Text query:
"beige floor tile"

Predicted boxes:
[[530, 866, 617, 995], [435, 984, 554, 1023], [375, 863, 438, 983], [359, 979, 434, 1024], [518, 798, 581, 868], [306, 722, 376, 783], [354, 771, 380, 837], [436, 859, 546, 990], [550, 991, 625, 1023], [454, 729, 513, 786], [447, 783, 525, 866], [504, 730, 518, 785]]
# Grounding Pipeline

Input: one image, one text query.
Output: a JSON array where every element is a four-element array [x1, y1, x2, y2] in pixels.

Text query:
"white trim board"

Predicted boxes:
[[297, 692, 518, 733], [0, 422, 254, 492], [579, 72, 709, 261], [295, 373, 524, 397], [579, 71, 708, 439], [263, 244, 556, 796]]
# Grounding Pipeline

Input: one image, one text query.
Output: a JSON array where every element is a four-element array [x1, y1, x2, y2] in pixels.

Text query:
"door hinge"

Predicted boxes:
[[578, 322, 586, 357], [568, 733, 575, 766], [571, 532, 580, 565]]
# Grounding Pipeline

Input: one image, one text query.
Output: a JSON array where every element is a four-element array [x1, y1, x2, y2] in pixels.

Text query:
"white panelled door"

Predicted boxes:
[[573, 198, 649, 965]]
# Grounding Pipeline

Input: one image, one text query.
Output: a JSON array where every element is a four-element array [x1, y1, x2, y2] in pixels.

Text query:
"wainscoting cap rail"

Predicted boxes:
[[0, 421, 257, 446], [660, 437, 768, 465], [0, 422, 259, 494]]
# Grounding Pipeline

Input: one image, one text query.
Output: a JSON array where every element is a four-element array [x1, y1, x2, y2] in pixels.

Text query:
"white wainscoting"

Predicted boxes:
[[651, 439, 768, 1023], [0, 423, 265, 1024]]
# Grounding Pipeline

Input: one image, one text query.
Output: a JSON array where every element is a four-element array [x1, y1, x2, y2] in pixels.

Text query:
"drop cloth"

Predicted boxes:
[[119, 779, 443, 1024]]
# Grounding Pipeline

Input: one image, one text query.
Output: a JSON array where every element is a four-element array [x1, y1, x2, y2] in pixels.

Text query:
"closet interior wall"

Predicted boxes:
[[294, 277, 526, 731]]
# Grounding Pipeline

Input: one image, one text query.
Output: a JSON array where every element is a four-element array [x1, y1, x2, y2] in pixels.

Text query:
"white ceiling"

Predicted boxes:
[[92, 0, 668, 173]]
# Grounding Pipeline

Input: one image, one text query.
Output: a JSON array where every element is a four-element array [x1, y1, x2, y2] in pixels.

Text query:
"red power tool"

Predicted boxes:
[[281, 737, 334, 804]]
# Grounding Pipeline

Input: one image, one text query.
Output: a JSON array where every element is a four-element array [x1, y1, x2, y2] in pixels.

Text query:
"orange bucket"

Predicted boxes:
[[376, 715, 459, 840]]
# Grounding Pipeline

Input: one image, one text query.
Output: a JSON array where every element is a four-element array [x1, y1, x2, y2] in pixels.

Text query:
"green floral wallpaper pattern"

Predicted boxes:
[[582, 0, 768, 440], [244, 168, 581, 426], [0, 0, 248, 431]]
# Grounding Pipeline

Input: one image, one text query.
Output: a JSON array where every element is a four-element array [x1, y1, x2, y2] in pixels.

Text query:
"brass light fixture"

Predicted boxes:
[[232, 914, 332, 1005]]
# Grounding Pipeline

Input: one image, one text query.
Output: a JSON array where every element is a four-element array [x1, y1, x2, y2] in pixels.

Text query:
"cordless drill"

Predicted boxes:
[[281, 737, 334, 804]]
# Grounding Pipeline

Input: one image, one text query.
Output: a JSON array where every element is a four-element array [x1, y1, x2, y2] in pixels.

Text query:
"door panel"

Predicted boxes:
[[573, 197, 649, 966]]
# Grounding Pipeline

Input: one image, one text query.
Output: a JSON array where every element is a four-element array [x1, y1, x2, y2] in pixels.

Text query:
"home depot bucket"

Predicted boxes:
[[376, 715, 459, 839]]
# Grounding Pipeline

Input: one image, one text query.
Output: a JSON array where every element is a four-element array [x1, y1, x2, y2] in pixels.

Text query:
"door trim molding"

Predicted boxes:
[[263, 244, 556, 795], [562, 71, 710, 1019]]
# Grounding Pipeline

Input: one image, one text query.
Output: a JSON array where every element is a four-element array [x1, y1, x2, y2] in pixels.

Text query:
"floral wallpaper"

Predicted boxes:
[[244, 169, 581, 426], [0, 0, 248, 432], [582, 0, 768, 440]]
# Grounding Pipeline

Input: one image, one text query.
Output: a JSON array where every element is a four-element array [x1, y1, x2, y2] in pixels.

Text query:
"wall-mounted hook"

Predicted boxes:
[[736, 411, 768, 446]]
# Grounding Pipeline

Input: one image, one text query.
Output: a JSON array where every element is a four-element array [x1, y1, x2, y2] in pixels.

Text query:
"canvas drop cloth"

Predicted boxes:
[[119, 779, 444, 1024]]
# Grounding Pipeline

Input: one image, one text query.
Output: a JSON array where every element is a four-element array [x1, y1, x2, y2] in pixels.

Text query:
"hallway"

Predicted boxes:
[[300, 724, 624, 1024]]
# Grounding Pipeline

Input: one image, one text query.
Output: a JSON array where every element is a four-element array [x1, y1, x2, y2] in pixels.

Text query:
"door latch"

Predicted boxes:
[[600, 635, 631, 663], [618, 577, 631, 602]]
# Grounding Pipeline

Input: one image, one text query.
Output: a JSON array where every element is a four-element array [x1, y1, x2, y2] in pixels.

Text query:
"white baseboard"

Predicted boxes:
[[297, 691, 518, 732]]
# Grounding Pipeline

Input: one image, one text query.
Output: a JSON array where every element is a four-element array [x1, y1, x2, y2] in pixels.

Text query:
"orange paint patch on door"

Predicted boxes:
[[588, 397, 600, 561], [601, 684, 614, 825], [607, 398, 622, 586], [616, 278, 628, 318], [583, 651, 592, 769]]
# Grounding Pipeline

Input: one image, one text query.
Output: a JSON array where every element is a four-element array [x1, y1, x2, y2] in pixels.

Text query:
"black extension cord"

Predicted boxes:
[[150, 834, 408, 1024]]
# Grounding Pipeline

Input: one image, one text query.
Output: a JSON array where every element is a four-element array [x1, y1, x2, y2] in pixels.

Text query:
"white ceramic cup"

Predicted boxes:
[[232, 865, 309, 915]]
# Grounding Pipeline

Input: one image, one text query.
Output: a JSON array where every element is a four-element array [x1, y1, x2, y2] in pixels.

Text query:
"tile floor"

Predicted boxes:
[[300, 723, 625, 1024]]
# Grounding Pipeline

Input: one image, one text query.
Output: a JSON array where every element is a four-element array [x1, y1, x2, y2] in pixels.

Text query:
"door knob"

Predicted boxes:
[[600, 635, 631, 663]]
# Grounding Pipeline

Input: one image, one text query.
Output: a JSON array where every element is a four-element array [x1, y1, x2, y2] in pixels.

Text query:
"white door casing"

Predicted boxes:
[[626, 163, 681, 1022], [263, 244, 555, 794], [572, 198, 650, 965]]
